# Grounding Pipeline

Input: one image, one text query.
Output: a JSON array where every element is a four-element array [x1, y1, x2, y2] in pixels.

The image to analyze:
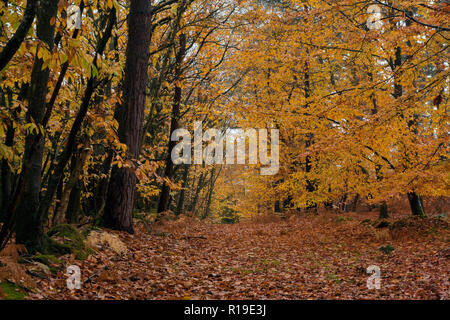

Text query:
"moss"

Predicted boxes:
[[0, 282, 26, 300], [379, 244, 395, 254], [18, 254, 61, 265], [32, 254, 61, 265], [45, 224, 94, 260], [48, 224, 83, 240], [337, 216, 353, 222]]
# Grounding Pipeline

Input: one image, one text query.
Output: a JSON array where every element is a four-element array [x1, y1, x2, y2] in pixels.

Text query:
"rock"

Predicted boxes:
[[87, 231, 127, 255]]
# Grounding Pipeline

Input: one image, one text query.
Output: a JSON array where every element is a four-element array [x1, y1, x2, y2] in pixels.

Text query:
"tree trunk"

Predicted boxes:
[[0, 0, 37, 71], [103, 0, 152, 233], [175, 165, 190, 216], [201, 167, 217, 219], [157, 33, 186, 214], [408, 192, 426, 218], [13, 0, 59, 252], [188, 170, 206, 214], [65, 182, 82, 224], [0, 90, 15, 222], [379, 201, 389, 219]]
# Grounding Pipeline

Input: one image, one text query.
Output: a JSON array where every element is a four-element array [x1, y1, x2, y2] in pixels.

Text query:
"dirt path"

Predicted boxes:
[[29, 212, 449, 299]]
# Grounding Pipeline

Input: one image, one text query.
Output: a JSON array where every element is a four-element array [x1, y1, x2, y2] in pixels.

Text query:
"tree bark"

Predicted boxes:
[[13, 0, 59, 252], [157, 33, 186, 213], [103, 0, 152, 233]]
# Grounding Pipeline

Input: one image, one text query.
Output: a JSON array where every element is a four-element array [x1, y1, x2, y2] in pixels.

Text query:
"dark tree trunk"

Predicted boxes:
[[0, 0, 37, 71], [0, 90, 15, 222], [303, 54, 316, 210], [274, 200, 281, 213], [375, 164, 389, 219], [13, 0, 59, 252], [103, 0, 152, 233], [188, 170, 206, 214], [66, 182, 81, 224], [175, 165, 190, 216], [408, 192, 426, 218], [379, 201, 389, 219], [158, 33, 186, 214], [201, 167, 217, 220]]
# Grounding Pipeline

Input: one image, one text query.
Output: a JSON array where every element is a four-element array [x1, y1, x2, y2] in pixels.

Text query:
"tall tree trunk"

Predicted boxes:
[[157, 33, 186, 214], [304, 61, 316, 210], [369, 67, 390, 220], [103, 0, 152, 233], [13, 0, 59, 252]]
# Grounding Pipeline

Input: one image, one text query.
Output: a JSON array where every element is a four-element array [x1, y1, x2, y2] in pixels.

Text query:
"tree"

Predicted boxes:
[[157, 33, 187, 214], [103, 0, 153, 233], [12, 0, 60, 252]]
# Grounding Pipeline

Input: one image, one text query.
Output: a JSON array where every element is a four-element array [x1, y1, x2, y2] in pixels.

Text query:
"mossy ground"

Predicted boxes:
[[44, 224, 95, 260], [0, 281, 26, 300]]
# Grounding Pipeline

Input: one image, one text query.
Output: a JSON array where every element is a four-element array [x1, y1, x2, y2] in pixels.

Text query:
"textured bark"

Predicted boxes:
[[13, 0, 59, 252], [158, 33, 186, 214], [0, 0, 37, 71], [103, 0, 152, 233]]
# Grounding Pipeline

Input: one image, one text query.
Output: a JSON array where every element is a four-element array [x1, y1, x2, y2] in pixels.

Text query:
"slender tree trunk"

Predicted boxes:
[[53, 140, 90, 226], [158, 33, 186, 213], [0, 0, 37, 71], [201, 167, 217, 219], [188, 170, 206, 214], [103, 0, 152, 233], [0, 90, 15, 222], [175, 165, 189, 216], [37, 9, 115, 225], [304, 54, 316, 210]]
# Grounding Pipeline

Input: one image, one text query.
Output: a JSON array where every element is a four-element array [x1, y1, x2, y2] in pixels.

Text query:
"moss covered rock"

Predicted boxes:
[[45, 224, 94, 260]]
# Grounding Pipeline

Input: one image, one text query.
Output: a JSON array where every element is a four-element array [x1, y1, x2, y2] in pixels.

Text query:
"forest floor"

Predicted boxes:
[[1, 210, 449, 300]]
